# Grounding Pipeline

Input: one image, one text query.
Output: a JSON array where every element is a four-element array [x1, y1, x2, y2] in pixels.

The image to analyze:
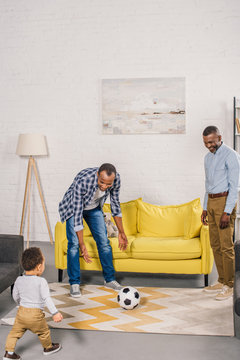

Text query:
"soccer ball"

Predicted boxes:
[[117, 286, 140, 310]]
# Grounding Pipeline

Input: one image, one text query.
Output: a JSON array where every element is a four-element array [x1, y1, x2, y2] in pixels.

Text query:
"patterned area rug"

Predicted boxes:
[[1, 283, 234, 336]]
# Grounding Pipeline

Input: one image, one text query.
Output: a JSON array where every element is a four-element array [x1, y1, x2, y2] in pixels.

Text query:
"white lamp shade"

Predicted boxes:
[[16, 134, 48, 156]]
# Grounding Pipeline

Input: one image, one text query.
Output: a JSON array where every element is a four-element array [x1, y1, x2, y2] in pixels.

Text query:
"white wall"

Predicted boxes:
[[1, 0, 240, 242]]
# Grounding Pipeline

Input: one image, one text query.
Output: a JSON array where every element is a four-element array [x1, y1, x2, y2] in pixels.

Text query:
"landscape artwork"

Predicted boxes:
[[102, 77, 185, 134]]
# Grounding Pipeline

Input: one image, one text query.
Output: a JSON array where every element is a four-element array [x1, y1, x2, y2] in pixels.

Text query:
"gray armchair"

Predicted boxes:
[[0, 234, 24, 294], [234, 240, 240, 338]]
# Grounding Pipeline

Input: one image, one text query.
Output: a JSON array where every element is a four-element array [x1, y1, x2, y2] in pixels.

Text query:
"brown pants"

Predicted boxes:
[[207, 197, 236, 288], [5, 307, 52, 352]]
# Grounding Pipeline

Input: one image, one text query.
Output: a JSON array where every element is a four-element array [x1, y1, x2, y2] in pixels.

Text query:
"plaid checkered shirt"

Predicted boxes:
[[59, 167, 122, 231]]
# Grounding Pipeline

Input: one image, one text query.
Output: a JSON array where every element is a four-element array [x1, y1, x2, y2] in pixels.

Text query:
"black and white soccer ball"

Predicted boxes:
[[117, 286, 140, 310]]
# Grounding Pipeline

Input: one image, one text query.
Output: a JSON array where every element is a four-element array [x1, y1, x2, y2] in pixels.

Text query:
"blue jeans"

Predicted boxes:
[[66, 206, 115, 285]]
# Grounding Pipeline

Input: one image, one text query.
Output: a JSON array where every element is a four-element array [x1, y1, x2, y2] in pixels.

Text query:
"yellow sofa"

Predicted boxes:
[[55, 198, 213, 286]]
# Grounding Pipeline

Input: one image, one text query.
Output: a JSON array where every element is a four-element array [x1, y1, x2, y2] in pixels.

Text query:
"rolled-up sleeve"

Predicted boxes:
[[110, 174, 122, 217], [73, 181, 84, 231]]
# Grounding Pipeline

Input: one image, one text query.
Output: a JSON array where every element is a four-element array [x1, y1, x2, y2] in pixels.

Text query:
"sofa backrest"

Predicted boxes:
[[83, 197, 202, 239], [136, 198, 202, 238]]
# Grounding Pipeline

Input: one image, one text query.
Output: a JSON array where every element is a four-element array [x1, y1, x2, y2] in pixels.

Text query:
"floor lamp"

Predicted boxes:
[[16, 134, 53, 247]]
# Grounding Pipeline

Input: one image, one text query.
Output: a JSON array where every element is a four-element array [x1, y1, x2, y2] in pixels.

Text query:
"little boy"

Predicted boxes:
[[3, 247, 63, 360]]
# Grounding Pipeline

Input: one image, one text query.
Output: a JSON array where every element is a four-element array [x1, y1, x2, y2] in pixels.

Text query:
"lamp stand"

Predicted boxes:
[[20, 156, 53, 247]]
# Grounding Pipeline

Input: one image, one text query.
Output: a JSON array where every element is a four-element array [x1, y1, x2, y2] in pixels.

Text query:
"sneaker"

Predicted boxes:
[[104, 280, 123, 291], [70, 284, 81, 298], [203, 282, 223, 293], [3, 352, 21, 360], [215, 285, 233, 301], [43, 343, 61, 356]]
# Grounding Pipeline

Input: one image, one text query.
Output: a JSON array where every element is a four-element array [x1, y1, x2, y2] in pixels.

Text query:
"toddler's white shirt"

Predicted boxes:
[[13, 275, 58, 315]]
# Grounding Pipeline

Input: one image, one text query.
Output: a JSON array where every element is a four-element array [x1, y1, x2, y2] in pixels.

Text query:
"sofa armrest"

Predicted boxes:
[[234, 272, 240, 316], [0, 234, 24, 264], [55, 221, 67, 270], [234, 241, 240, 317], [199, 225, 213, 274]]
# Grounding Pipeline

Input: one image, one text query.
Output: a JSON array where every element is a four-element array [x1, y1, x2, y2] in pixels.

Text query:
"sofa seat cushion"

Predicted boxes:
[[63, 236, 136, 259], [131, 236, 201, 260]]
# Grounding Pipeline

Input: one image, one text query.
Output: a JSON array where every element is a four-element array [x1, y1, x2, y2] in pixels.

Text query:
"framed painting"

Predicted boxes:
[[102, 77, 185, 134]]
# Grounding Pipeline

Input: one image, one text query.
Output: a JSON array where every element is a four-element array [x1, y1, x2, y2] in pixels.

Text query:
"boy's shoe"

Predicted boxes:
[[43, 343, 61, 356], [104, 280, 123, 291], [215, 285, 233, 301], [203, 282, 223, 293], [3, 352, 21, 360], [70, 284, 81, 298]]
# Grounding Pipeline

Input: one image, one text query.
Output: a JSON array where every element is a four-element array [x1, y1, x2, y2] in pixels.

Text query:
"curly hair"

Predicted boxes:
[[202, 126, 220, 136], [21, 247, 44, 271]]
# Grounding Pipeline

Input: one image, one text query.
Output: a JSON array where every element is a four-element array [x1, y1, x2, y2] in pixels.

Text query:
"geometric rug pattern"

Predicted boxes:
[[1, 283, 234, 336]]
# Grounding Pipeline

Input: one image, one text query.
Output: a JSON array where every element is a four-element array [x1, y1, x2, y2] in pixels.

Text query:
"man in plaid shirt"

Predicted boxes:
[[59, 163, 128, 297]]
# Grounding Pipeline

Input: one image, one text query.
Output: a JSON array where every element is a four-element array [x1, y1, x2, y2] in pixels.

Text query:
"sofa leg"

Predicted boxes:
[[204, 274, 208, 287], [58, 269, 63, 282]]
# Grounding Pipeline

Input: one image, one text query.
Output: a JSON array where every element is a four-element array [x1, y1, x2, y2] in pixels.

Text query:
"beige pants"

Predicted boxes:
[[207, 196, 236, 288], [5, 306, 52, 352]]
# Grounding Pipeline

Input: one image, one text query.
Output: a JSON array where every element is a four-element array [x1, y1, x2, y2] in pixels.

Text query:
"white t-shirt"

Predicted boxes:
[[84, 188, 106, 211]]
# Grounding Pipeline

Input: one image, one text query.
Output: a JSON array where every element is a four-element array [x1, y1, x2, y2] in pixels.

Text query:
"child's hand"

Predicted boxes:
[[53, 312, 63, 322]]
